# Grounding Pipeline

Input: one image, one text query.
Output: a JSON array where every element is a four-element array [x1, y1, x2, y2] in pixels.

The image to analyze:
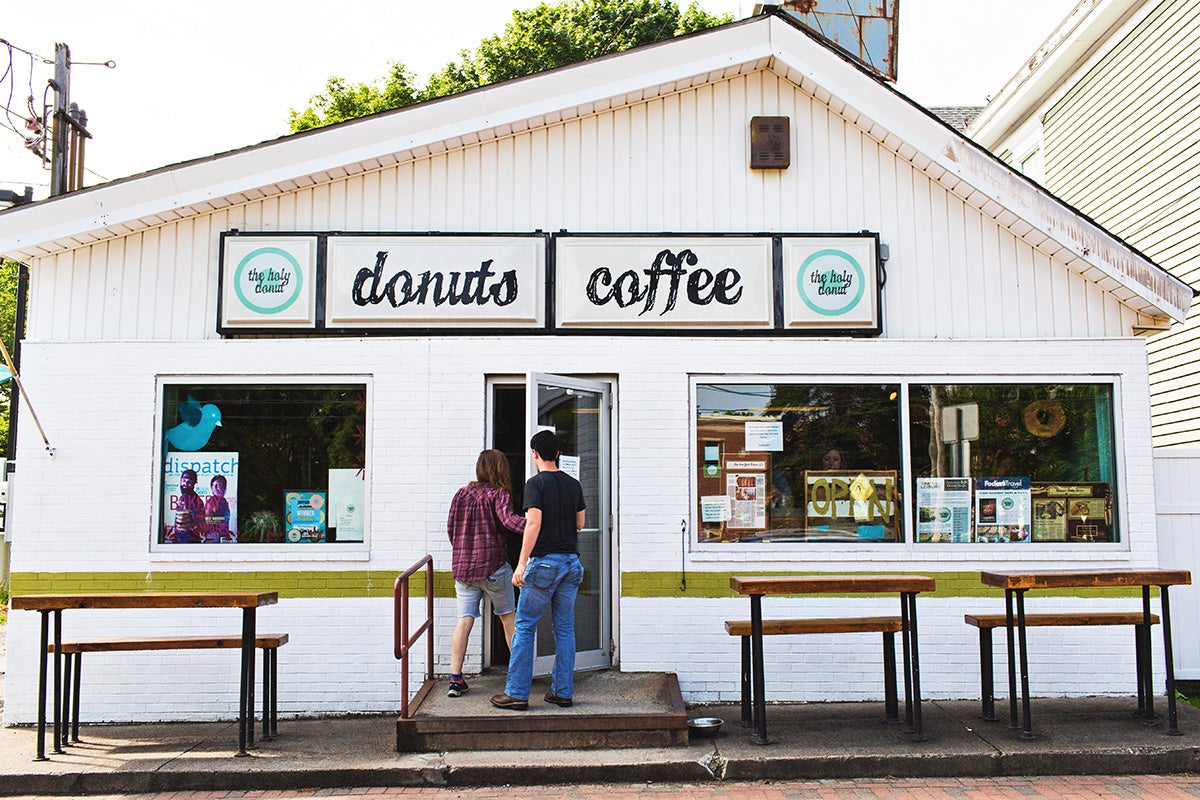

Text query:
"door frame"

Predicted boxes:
[[527, 372, 614, 673], [484, 375, 618, 672]]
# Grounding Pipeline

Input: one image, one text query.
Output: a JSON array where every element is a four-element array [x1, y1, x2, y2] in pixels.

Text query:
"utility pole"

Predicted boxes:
[[50, 43, 71, 196]]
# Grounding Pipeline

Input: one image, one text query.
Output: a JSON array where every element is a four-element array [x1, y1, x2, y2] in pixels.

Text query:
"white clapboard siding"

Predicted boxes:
[[1154, 449, 1200, 678], [1041, 0, 1200, 446], [24, 69, 1145, 344]]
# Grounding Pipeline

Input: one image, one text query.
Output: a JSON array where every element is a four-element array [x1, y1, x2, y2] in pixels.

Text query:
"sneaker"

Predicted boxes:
[[544, 691, 573, 708], [490, 692, 529, 710], [447, 679, 469, 698]]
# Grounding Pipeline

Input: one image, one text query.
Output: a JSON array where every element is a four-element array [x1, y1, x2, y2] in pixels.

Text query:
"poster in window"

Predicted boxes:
[[1031, 483, 1111, 542], [916, 477, 972, 543], [804, 471, 897, 541], [328, 469, 365, 542], [162, 452, 239, 544], [726, 473, 767, 529], [974, 477, 1031, 543], [285, 491, 327, 543]]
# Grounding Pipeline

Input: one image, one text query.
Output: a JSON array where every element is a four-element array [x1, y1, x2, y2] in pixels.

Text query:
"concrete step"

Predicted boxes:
[[396, 670, 688, 751]]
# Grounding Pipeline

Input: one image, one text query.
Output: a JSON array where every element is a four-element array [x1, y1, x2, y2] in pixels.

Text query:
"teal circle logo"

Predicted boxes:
[[797, 249, 865, 317], [233, 247, 303, 315]]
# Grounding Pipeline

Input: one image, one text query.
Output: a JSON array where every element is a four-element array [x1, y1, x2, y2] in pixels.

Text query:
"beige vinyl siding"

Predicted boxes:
[[26, 69, 1145, 344], [1043, 0, 1200, 446]]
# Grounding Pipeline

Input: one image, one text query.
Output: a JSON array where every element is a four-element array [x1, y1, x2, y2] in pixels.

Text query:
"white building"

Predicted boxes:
[[0, 12, 1191, 724]]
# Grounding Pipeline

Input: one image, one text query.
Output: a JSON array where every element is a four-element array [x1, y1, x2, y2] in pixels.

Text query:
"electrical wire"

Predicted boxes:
[[0, 38, 52, 64]]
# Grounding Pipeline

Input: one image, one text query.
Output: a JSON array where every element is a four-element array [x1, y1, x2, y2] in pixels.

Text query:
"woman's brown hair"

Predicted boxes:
[[473, 449, 513, 493]]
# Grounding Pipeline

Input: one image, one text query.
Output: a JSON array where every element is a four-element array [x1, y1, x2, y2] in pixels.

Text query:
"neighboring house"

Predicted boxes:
[[969, 0, 1200, 447], [0, 11, 1191, 723]]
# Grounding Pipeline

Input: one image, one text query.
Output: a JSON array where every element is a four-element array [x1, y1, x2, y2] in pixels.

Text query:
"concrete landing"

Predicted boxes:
[[397, 671, 688, 750]]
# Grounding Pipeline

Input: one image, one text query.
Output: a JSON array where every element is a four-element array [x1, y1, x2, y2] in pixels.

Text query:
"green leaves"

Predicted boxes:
[[287, 0, 732, 132]]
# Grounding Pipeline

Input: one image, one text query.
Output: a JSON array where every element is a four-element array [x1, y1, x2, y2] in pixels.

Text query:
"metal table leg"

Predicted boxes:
[[35, 610, 48, 761], [900, 593, 913, 731], [1015, 590, 1035, 740], [52, 610, 64, 754], [1005, 590, 1019, 730], [750, 594, 769, 745], [905, 592, 925, 740], [1161, 585, 1182, 735], [237, 606, 256, 756]]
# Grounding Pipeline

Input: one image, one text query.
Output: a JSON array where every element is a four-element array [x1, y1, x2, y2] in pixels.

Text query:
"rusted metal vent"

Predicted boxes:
[[750, 116, 790, 169]]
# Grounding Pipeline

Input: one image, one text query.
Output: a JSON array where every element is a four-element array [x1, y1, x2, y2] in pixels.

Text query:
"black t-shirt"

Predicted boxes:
[[523, 469, 586, 557]]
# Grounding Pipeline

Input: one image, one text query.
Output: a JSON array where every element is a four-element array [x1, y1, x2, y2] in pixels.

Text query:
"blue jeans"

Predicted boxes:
[[505, 553, 584, 700]]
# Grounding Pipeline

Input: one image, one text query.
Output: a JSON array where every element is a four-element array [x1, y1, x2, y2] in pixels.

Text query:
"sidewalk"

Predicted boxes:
[[1, 693, 1198, 796], [2, 622, 1200, 795]]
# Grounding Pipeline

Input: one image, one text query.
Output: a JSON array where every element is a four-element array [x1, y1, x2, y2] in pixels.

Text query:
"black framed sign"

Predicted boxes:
[[217, 231, 882, 336]]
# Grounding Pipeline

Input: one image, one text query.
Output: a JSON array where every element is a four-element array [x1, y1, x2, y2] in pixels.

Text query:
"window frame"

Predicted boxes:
[[149, 374, 373, 560], [689, 374, 1128, 557]]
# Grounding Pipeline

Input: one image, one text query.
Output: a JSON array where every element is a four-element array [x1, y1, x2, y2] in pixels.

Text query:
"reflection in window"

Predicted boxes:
[[696, 383, 902, 544], [908, 384, 1117, 544], [159, 384, 366, 545]]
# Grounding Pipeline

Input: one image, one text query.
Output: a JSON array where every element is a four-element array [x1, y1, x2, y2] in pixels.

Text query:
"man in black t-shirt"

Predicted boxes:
[[491, 430, 586, 711]]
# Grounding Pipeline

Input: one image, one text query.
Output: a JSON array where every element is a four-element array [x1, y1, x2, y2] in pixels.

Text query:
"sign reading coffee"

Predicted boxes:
[[556, 237, 774, 329], [218, 232, 880, 334]]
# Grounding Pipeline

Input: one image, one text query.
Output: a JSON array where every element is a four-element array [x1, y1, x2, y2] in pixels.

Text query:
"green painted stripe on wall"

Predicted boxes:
[[8, 570, 1159, 601], [8, 571, 456, 599], [619, 571, 1160, 599]]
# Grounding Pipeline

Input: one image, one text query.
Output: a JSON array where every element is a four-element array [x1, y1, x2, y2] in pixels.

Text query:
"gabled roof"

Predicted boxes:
[[0, 10, 1190, 322]]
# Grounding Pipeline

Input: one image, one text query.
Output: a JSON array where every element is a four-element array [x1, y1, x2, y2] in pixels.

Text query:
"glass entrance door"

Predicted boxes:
[[527, 373, 612, 673]]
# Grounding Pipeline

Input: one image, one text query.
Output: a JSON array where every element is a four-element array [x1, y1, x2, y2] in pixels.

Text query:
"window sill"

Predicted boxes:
[[149, 544, 371, 562]]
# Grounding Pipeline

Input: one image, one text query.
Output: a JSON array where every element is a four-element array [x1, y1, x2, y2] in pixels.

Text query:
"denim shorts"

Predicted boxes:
[[455, 562, 516, 618]]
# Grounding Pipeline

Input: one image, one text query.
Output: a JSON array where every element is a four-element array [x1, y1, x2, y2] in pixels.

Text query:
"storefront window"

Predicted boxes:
[[158, 383, 367, 545], [695, 383, 903, 543], [909, 383, 1117, 544]]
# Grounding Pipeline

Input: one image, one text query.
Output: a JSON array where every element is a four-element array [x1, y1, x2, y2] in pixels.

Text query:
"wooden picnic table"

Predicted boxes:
[[729, 574, 936, 744], [11, 591, 278, 760], [978, 569, 1191, 738]]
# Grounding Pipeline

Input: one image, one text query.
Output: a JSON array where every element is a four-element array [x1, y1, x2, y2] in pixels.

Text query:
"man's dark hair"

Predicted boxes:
[[181, 469, 198, 481], [530, 430, 561, 461]]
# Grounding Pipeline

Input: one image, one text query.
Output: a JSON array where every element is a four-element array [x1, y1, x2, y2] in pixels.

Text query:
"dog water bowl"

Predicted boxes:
[[687, 717, 724, 737]]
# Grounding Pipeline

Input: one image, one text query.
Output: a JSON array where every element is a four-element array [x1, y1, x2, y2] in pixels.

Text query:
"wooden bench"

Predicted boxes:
[[965, 612, 1158, 722], [48, 633, 288, 747], [725, 617, 902, 727]]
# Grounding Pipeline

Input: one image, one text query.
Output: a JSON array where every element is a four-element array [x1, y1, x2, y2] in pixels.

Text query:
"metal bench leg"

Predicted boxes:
[[1135, 624, 1147, 715], [882, 630, 898, 723], [1015, 590, 1035, 740], [71, 654, 81, 743], [262, 646, 271, 741], [738, 635, 752, 727], [61, 654, 72, 748], [270, 646, 279, 737], [980, 627, 996, 721], [905, 592, 925, 740]]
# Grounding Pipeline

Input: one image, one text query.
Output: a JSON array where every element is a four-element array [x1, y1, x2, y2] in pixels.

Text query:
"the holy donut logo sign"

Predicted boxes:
[[233, 247, 303, 315], [797, 248, 865, 317]]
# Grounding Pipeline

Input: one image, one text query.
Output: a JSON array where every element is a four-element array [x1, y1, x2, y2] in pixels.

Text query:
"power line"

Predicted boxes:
[[0, 38, 52, 64]]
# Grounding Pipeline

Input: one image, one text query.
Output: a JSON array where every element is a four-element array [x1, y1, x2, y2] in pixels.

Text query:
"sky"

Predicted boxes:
[[0, 0, 1079, 200]]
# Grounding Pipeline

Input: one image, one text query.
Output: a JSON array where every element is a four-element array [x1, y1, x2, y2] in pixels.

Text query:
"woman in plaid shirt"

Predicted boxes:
[[445, 449, 527, 697]]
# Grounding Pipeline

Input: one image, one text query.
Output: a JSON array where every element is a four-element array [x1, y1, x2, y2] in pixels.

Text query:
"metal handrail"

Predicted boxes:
[[394, 555, 435, 719]]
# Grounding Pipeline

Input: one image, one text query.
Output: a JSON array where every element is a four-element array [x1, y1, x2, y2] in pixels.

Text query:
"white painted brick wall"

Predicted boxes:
[[1, 334, 1164, 723]]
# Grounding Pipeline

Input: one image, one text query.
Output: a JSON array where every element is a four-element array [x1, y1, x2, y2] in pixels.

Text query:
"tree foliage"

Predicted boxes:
[[289, 1, 732, 132], [0, 260, 20, 458]]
